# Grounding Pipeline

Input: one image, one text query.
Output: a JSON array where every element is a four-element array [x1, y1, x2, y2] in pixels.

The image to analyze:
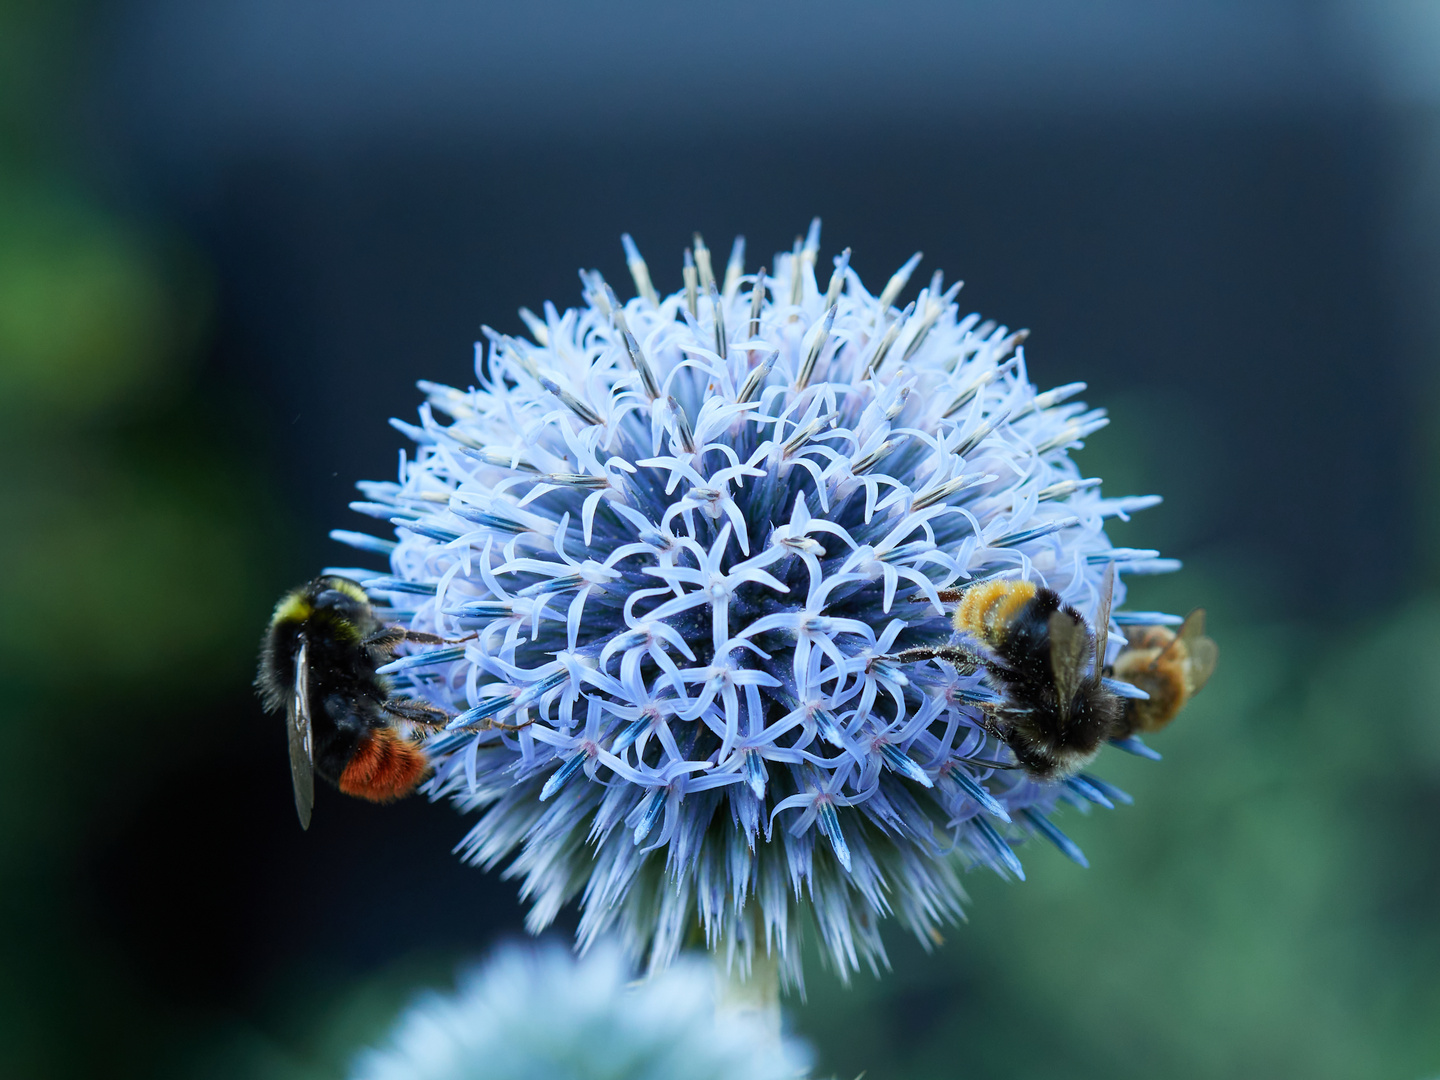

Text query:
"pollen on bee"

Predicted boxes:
[[953, 579, 1038, 641], [338, 730, 431, 802]]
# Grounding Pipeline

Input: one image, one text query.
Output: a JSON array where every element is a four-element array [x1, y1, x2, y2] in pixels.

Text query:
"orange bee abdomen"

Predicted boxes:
[[337, 729, 431, 802], [953, 579, 1039, 646], [1112, 626, 1194, 734]]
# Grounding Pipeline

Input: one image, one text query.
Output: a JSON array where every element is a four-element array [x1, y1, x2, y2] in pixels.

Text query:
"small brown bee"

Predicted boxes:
[[894, 565, 1122, 781], [256, 576, 454, 829], [1109, 609, 1217, 738]]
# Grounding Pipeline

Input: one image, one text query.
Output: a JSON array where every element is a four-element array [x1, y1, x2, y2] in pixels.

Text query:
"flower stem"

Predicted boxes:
[[713, 944, 782, 1043]]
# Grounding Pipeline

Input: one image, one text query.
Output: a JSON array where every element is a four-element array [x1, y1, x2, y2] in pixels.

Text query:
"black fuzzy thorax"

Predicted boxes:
[[982, 588, 1123, 779], [255, 580, 394, 784]]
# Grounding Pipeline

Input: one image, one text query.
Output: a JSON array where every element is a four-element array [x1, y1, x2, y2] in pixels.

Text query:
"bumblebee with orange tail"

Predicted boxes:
[[1110, 609, 1216, 738], [893, 565, 1124, 781], [256, 576, 453, 828]]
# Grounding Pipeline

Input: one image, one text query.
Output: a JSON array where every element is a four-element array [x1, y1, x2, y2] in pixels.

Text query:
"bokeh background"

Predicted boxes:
[[4, 2, 1439, 1077]]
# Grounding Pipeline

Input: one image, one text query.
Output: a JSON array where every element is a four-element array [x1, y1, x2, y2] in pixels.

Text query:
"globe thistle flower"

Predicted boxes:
[[330, 222, 1178, 985], [351, 941, 812, 1080]]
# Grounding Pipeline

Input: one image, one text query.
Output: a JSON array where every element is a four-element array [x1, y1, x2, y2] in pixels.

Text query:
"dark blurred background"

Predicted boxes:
[[3, 2, 1439, 1077]]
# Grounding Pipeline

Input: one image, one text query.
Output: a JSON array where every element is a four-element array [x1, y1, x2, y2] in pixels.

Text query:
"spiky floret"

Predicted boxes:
[[329, 222, 1176, 985], [350, 942, 811, 1080]]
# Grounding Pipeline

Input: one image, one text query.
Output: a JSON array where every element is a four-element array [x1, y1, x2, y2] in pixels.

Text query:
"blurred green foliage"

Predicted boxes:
[[0, 4, 274, 1077], [0, 184, 190, 417]]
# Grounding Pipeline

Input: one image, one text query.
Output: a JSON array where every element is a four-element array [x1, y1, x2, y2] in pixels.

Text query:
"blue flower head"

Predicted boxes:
[[351, 941, 812, 1080], [330, 223, 1177, 985]]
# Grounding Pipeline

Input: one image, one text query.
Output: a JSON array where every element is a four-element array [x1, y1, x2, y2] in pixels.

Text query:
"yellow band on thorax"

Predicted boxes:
[[271, 591, 313, 627], [954, 579, 1038, 645]]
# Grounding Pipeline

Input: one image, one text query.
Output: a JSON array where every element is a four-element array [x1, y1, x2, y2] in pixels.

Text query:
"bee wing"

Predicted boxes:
[[1091, 562, 1116, 677], [1048, 611, 1089, 723], [1176, 609, 1218, 693], [288, 636, 316, 830], [1175, 607, 1206, 646]]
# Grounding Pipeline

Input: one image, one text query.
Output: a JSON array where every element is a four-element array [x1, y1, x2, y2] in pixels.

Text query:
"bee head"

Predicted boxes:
[[311, 576, 372, 622]]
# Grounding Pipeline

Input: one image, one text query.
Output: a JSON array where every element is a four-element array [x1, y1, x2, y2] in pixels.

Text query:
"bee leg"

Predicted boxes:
[[391, 629, 479, 646], [907, 589, 966, 606], [362, 627, 409, 655], [972, 709, 1008, 742], [364, 628, 478, 661], [891, 645, 982, 668], [957, 754, 1018, 770], [484, 717, 537, 732], [364, 627, 466, 649], [380, 698, 452, 729], [446, 720, 538, 737]]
